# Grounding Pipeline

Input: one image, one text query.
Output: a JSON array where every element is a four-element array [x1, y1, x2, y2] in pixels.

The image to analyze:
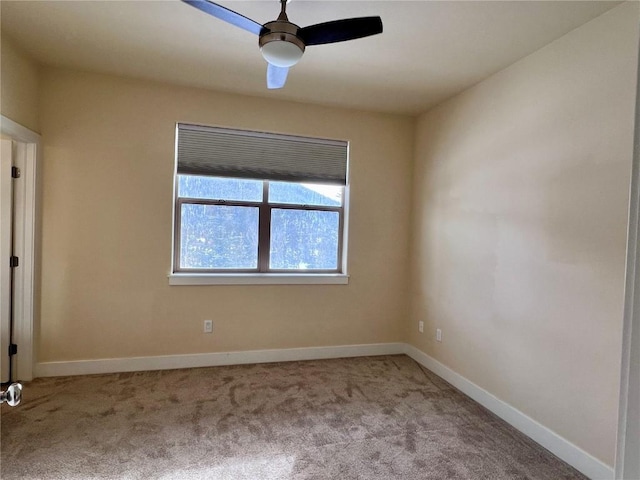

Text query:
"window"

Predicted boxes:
[[171, 124, 349, 284]]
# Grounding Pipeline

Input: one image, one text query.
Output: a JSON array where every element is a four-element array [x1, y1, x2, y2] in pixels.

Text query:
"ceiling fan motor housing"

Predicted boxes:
[[259, 20, 306, 68]]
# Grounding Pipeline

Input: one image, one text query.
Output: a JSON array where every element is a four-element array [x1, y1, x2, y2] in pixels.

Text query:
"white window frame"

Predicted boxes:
[[169, 125, 350, 286]]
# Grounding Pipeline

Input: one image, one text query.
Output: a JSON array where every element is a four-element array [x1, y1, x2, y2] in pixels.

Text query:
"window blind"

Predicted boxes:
[[176, 123, 348, 185]]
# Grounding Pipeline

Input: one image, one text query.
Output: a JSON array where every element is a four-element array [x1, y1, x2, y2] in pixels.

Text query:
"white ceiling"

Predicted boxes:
[[1, 0, 620, 115]]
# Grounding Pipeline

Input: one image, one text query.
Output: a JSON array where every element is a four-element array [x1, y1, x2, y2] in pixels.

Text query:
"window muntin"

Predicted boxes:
[[174, 176, 345, 273]]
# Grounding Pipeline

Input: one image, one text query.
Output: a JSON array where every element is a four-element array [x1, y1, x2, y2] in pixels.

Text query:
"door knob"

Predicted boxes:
[[1, 383, 22, 406]]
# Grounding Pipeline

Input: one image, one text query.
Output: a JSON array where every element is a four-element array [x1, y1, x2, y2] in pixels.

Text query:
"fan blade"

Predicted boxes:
[[267, 63, 289, 89], [182, 0, 263, 36], [298, 17, 382, 46]]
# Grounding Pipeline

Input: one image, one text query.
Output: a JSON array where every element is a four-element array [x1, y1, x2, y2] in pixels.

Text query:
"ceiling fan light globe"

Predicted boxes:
[[261, 40, 304, 68]]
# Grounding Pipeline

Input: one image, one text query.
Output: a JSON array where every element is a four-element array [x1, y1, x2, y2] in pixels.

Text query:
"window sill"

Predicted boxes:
[[168, 273, 349, 286]]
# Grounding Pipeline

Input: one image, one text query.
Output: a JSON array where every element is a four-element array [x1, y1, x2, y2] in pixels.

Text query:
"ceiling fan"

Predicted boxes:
[[182, 0, 383, 89]]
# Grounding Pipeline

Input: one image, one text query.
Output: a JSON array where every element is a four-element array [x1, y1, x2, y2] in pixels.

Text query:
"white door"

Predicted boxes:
[[0, 139, 14, 383]]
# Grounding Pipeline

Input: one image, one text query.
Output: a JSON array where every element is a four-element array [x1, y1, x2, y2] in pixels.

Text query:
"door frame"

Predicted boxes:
[[1, 139, 13, 382], [615, 33, 640, 479], [1, 115, 39, 382]]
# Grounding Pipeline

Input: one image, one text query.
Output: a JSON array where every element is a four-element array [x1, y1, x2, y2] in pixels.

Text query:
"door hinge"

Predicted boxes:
[[11, 166, 20, 179], [9, 256, 19, 268], [8, 344, 17, 356]]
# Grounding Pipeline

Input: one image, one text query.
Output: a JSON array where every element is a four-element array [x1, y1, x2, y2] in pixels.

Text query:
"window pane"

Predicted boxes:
[[270, 209, 340, 270], [269, 181, 342, 207], [178, 175, 263, 202], [180, 204, 258, 269]]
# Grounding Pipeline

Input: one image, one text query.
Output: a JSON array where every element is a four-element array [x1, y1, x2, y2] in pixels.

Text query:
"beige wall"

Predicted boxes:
[[409, 2, 639, 466], [1, 35, 39, 132], [37, 67, 414, 362]]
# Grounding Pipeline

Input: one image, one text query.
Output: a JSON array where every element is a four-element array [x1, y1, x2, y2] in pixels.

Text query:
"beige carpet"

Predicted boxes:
[[1, 355, 586, 479]]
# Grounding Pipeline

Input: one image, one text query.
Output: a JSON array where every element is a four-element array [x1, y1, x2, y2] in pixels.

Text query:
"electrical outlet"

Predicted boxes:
[[418, 321, 424, 333], [203, 320, 213, 334], [436, 328, 442, 342]]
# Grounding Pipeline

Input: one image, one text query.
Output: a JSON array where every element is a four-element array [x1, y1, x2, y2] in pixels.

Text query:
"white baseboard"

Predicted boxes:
[[34, 342, 613, 480], [403, 344, 614, 480], [34, 342, 405, 378]]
